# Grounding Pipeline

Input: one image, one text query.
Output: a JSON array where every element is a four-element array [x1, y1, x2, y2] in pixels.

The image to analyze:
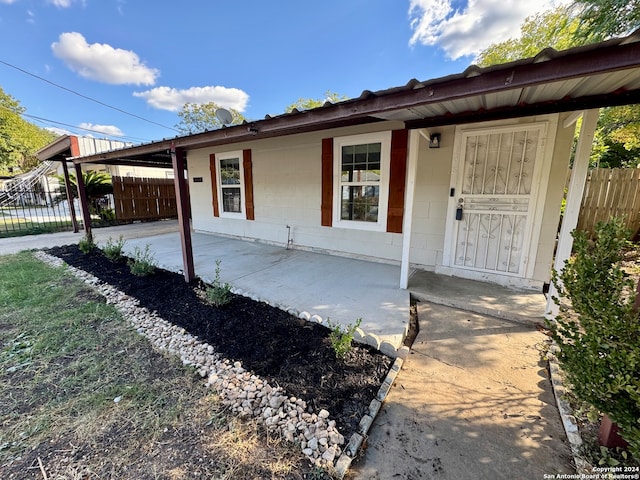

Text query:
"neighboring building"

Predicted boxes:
[[69, 32, 640, 292], [37, 135, 171, 179]]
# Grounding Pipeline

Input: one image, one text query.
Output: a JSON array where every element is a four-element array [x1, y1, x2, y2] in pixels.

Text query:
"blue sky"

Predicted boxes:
[[0, 0, 567, 143]]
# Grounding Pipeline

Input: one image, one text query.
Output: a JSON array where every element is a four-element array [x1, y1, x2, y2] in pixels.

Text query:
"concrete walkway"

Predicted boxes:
[[349, 302, 574, 479]]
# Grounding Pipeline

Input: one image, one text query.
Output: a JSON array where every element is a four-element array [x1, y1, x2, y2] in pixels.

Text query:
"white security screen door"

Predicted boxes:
[[447, 123, 549, 277]]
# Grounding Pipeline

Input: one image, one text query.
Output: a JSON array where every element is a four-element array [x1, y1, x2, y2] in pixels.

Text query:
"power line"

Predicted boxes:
[[0, 104, 153, 142], [25, 112, 153, 143], [0, 59, 180, 133]]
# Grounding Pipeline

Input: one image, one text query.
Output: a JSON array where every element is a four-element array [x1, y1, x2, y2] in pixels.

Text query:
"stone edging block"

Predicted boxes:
[[334, 356, 405, 479]]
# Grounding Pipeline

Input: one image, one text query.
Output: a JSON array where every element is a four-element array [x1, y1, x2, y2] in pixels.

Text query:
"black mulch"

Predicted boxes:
[[45, 245, 394, 439]]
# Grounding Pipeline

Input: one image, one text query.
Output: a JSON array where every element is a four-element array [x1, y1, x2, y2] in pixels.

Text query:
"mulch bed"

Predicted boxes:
[[46, 245, 394, 440]]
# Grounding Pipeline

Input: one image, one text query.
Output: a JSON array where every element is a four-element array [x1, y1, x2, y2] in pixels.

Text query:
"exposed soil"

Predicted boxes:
[[46, 244, 394, 441]]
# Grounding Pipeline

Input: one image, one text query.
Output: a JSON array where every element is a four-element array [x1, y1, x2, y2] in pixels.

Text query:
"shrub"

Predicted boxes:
[[326, 318, 362, 360], [78, 233, 95, 254], [548, 218, 640, 459], [128, 245, 156, 277], [103, 236, 125, 262], [205, 260, 232, 307]]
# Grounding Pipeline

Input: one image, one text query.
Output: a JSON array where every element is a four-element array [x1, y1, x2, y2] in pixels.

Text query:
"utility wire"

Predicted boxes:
[[25, 112, 152, 143], [0, 104, 153, 142], [0, 59, 180, 133]]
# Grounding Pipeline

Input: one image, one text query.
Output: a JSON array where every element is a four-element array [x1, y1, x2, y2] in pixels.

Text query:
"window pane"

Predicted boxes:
[[341, 142, 381, 183], [222, 187, 241, 213], [220, 158, 240, 185], [340, 185, 379, 222]]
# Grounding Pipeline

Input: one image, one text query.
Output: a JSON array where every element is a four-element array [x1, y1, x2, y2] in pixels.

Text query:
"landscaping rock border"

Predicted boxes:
[[35, 251, 404, 476]]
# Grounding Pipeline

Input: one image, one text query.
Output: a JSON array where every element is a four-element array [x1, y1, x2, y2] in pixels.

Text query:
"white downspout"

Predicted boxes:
[[400, 129, 422, 289], [545, 108, 600, 318]]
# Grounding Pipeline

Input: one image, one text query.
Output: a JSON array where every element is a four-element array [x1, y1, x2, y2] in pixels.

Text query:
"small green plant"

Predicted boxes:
[[205, 260, 232, 307], [78, 232, 96, 254], [127, 245, 156, 277], [102, 236, 126, 262], [326, 318, 362, 359]]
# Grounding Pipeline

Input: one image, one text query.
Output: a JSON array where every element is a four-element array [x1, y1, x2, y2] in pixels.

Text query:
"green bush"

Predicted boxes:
[[103, 236, 125, 262], [326, 318, 362, 360], [78, 233, 95, 254], [205, 260, 232, 307], [127, 245, 156, 277], [548, 218, 640, 459]]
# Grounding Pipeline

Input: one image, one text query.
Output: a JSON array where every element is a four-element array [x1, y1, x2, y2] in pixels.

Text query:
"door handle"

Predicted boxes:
[[456, 198, 464, 221]]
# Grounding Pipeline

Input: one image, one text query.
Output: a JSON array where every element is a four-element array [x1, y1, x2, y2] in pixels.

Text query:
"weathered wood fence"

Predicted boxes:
[[112, 176, 177, 223], [575, 168, 640, 239]]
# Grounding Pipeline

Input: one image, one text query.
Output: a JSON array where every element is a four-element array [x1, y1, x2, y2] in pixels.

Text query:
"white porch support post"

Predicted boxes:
[[545, 108, 600, 318], [400, 129, 421, 289]]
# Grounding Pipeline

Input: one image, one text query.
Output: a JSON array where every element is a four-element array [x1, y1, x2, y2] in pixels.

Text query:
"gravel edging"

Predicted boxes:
[[35, 251, 348, 470], [547, 344, 593, 473]]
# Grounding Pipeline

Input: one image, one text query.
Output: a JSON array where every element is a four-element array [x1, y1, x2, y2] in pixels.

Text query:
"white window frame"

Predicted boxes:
[[333, 131, 391, 231], [215, 150, 246, 219]]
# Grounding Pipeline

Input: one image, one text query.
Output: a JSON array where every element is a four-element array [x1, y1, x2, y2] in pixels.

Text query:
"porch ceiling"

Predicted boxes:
[[70, 30, 640, 168]]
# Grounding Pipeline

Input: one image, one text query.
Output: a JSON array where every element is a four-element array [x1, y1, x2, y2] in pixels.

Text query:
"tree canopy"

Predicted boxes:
[[175, 102, 246, 135], [476, 7, 587, 67], [0, 86, 57, 175], [573, 0, 640, 41], [475, 4, 640, 168], [284, 91, 349, 113]]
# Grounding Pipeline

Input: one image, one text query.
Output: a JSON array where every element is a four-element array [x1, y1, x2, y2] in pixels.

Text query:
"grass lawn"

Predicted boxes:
[[0, 252, 310, 479]]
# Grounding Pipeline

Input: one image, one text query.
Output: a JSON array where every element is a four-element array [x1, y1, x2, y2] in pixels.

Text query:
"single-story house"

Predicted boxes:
[[67, 31, 640, 316]]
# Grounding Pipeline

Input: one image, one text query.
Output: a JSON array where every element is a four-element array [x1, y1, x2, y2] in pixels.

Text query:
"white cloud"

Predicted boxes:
[[133, 86, 250, 112], [51, 32, 159, 85], [46, 126, 72, 136], [408, 0, 570, 60], [78, 122, 124, 137], [47, 0, 71, 7], [0, 0, 20, 4]]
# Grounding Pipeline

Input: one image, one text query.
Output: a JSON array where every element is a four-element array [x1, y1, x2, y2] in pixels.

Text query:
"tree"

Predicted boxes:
[[573, 0, 640, 41], [55, 170, 113, 219], [175, 102, 246, 135], [476, 6, 639, 169], [0, 86, 57, 174], [284, 91, 349, 113], [476, 6, 587, 67], [589, 105, 640, 168]]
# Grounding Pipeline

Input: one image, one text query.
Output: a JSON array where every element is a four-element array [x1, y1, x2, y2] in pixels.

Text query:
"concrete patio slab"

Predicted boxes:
[[123, 231, 410, 352], [408, 269, 548, 325]]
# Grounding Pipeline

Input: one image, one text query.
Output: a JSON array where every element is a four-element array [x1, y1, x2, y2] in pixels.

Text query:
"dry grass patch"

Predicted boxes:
[[0, 252, 320, 479]]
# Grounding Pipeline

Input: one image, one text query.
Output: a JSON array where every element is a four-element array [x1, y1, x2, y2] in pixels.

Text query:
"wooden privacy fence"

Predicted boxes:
[[112, 176, 177, 223], [575, 168, 640, 239]]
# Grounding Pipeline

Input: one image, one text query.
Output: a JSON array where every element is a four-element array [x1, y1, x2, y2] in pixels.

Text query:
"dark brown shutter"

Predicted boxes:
[[243, 149, 255, 220], [209, 153, 219, 217], [386, 129, 409, 233], [321, 138, 333, 227]]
